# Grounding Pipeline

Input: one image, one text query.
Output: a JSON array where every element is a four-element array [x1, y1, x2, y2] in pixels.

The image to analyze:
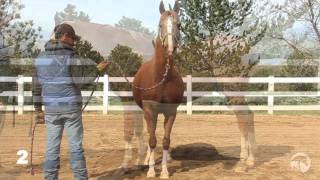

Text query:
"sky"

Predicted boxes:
[[19, 0, 174, 38], [19, 0, 308, 41]]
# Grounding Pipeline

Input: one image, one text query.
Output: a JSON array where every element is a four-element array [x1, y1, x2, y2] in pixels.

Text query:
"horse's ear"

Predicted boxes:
[[159, 0, 166, 14], [174, 0, 180, 14]]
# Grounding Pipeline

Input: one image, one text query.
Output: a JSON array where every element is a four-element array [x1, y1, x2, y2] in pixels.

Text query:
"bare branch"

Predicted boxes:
[[273, 35, 313, 57], [306, 0, 320, 44]]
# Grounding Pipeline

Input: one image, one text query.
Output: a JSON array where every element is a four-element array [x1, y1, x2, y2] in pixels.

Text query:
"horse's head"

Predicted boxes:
[[158, 0, 181, 57]]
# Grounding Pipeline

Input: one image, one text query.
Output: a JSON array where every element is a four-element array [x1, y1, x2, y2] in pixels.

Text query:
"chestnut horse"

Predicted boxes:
[[132, 0, 184, 178]]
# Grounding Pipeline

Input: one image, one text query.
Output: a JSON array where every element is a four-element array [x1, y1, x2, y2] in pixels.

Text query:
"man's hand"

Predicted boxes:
[[35, 110, 45, 124], [97, 60, 110, 73]]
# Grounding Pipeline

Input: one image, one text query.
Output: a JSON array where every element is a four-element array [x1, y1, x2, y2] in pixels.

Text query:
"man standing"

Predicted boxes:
[[32, 23, 109, 180]]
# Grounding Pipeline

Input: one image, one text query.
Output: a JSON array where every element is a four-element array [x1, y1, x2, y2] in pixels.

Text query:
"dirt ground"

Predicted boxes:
[[0, 113, 319, 180]]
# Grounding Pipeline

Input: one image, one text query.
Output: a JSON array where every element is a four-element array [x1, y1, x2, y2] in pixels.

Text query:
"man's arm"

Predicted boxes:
[[70, 58, 109, 89]]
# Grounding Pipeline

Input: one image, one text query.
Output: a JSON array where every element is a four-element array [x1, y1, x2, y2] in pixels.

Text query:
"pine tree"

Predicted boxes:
[[74, 40, 142, 91], [177, 0, 266, 77], [115, 16, 156, 37], [55, 4, 90, 25], [0, 0, 42, 60]]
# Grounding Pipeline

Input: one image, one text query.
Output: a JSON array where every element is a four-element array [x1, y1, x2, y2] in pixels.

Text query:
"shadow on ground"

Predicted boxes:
[[94, 143, 293, 180]]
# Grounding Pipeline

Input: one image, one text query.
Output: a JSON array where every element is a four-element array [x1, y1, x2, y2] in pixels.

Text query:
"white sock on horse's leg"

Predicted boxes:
[[160, 150, 169, 179], [144, 145, 151, 165], [162, 150, 168, 166], [167, 150, 172, 162], [120, 141, 132, 168], [147, 149, 156, 178]]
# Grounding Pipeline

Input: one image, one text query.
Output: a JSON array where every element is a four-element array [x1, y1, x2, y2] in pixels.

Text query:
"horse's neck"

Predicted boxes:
[[152, 39, 167, 80], [154, 38, 166, 67], [152, 38, 173, 79]]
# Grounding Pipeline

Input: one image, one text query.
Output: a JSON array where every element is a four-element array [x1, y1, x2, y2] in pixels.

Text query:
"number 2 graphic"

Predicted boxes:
[[16, 150, 29, 165]]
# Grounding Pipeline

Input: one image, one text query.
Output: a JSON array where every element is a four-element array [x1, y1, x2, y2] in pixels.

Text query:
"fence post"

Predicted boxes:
[[103, 74, 109, 114], [17, 75, 24, 115], [268, 76, 274, 115], [187, 75, 192, 115]]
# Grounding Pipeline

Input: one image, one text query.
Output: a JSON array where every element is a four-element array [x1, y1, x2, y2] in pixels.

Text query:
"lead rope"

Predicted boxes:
[[30, 116, 37, 175], [81, 55, 171, 114], [81, 75, 100, 112]]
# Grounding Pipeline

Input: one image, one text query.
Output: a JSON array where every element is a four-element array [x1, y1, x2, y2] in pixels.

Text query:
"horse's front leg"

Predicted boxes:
[[143, 105, 158, 178], [161, 112, 176, 179], [235, 110, 256, 172]]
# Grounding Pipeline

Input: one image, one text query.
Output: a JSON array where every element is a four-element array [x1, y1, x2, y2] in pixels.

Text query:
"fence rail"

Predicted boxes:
[[1, 75, 320, 115]]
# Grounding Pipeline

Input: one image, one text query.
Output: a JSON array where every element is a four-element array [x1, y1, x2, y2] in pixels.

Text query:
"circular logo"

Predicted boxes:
[[290, 153, 311, 173]]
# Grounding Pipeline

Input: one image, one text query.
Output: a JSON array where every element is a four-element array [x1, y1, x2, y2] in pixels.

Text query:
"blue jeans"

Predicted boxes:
[[44, 112, 88, 180]]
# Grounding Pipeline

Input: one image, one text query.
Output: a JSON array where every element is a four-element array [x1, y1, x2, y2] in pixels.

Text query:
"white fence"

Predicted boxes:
[[1, 75, 320, 115]]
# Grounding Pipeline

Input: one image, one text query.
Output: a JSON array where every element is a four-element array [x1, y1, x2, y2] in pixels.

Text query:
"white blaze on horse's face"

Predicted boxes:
[[167, 16, 174, 56]]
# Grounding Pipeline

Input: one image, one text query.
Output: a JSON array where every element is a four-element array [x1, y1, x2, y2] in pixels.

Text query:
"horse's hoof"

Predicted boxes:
[[240, 152, 249, 161], [147, 168, 156, 178], [246, 159, 255, 168], [160, 170, 169, 179], [234, 162, 248, 173]]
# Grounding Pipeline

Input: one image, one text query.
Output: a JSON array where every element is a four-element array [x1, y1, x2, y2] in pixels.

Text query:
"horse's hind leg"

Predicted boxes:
[[134, 112, 147, 166], [120, 112, 135, 168], [246, 110, 256, 167], [161, 109, 177, 179], [143, 102, 158, 178]]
